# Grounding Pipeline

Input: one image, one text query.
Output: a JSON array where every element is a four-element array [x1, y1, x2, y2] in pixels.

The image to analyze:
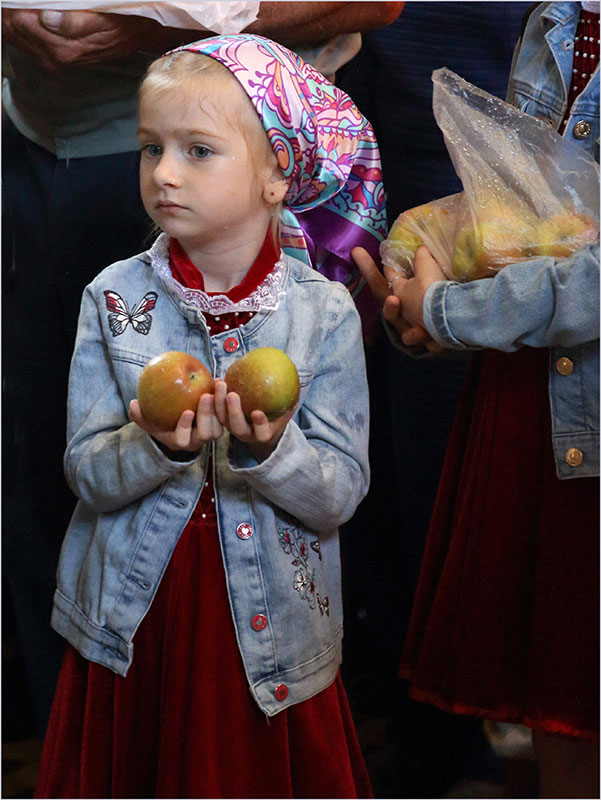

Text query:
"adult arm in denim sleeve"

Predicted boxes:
[[64, 285, 199, 513], [423, 244, 600, 351], [228, 287, 370, 532]]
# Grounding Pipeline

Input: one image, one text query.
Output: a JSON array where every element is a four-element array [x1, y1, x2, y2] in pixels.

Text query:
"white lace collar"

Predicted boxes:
[[148, 233, 287, 315]]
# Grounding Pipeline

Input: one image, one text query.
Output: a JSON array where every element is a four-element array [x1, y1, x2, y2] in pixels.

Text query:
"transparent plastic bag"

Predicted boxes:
[[1, 2, 260, 34], [380, 68, 600, 281]]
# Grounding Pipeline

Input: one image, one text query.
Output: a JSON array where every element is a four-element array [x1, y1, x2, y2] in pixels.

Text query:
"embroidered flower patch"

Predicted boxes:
[[277, 520, 329, 616]]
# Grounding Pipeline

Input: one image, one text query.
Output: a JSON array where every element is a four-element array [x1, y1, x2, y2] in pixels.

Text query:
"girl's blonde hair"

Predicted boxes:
[[140, 51, 285, 247]]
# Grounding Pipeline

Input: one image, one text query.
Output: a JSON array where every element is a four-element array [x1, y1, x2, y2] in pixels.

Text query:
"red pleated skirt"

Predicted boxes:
[[35, 483, 372, 799], [400, 346, 599, 739]]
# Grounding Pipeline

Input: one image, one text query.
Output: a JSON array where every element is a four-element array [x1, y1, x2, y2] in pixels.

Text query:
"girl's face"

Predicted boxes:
[[138, 79, 273, 256]]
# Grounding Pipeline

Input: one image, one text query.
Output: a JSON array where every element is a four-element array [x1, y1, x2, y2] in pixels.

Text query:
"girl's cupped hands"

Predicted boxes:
[[129, 380, 294, 462], [213, 379, 294, 463], [129, 393, 223, 453]]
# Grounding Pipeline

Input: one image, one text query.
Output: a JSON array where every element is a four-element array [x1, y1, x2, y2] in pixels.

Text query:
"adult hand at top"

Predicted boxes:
[[2, 9, 208, 72], [3, 3, 405, 73]]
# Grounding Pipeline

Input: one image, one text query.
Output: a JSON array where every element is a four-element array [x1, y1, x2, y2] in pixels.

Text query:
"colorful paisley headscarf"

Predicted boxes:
[[169, 34, 387, 324]]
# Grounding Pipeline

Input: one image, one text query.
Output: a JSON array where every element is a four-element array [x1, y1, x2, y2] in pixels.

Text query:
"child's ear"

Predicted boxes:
[[263, 178, 288, 206]]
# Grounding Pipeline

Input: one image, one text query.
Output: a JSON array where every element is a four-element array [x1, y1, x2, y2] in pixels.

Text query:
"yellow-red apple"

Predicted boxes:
[[451, 221, 527, 280], [530, 212, 598, 258], [382, 203, 453, 271], [137, 351, 214, 430], [224, 347, 300, 422]]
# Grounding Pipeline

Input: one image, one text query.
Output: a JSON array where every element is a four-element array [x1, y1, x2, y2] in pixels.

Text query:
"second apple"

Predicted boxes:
[[224, 347, 300, 422]]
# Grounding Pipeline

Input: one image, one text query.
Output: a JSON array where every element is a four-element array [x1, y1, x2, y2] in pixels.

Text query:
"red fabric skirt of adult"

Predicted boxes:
[[35, 490, 372, 799], [399, 346, 599, 739]]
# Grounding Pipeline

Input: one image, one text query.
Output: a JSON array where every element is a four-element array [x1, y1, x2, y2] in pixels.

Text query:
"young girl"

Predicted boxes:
[[35, 34, 386, 799], [355, 2, 599, 796]]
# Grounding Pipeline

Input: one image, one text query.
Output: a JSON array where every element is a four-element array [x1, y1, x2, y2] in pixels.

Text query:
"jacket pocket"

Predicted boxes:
[[107, 344, 151, 406]]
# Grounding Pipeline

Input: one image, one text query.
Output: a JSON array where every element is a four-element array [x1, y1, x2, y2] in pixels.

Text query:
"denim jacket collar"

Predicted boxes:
[[540, 2, 599, 110], [541, 1, 581, 25]]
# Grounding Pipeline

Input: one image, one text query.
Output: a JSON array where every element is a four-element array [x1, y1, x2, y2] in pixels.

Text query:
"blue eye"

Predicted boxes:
[[142, 144, 162, 157], [191, 145, 211, 159]]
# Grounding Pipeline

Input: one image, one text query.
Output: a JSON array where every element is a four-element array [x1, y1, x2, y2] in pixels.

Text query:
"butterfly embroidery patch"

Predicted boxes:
[[104, 291, 158, 337]]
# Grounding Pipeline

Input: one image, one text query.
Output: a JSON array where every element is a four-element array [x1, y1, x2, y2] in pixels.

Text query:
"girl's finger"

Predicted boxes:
[[413, 245, 447, 281], [129, 399, 163, 437], [225, 392, 252, 438], [352, 246, 390, 304], [213, 379, 229, 426], [382, 294, 403, 324], [402, 325, 432, 347], [426, 339, 445, 355], [129, 398, 145, 425], [383, 265, 408, 292], [171, 409, 195, 449], [250, 410, 272, 442], [195, 393, 222, 441]]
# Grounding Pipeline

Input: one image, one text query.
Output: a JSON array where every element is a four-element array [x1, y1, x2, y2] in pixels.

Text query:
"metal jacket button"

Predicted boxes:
[[251, 614, 267, 631], [274, 684, 289, 701], [236, 522, 253, 539], [573, 120, 592, 139], [565, 448, 583, 467], [224, 337, 239, 353], [556, 357, 574, 376]]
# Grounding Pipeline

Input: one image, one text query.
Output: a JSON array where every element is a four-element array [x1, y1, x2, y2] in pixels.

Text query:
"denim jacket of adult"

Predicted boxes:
[[51, 234, 370, 716], [421, 2, 600, 480]]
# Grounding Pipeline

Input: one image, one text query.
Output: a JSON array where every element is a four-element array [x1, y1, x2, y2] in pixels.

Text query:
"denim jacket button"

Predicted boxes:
[[251, 614, 268, 631], [224, 337, 239, 353], [565, 447, 583, 467], [556, 357, 574, 376], [236, 522, 253, 539], [573, 120, 592, 139], [274, 684, 289, 701]]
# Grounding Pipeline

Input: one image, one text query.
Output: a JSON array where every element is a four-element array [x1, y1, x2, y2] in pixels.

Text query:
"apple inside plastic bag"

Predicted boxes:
[[381, 68, 600, 282]]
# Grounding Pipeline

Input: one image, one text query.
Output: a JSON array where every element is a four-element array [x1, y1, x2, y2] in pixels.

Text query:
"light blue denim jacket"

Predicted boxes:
[[422, 2, 600, 480], [52, 235, 370, 716]]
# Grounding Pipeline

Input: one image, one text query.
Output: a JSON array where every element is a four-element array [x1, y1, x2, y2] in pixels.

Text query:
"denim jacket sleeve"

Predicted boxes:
[[64, 283, 200, 513], [422, 244, 600, 351], [227, 288, 370, 532]]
